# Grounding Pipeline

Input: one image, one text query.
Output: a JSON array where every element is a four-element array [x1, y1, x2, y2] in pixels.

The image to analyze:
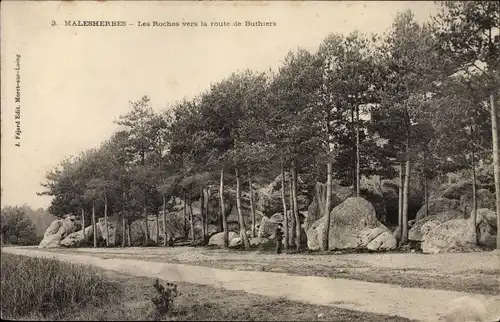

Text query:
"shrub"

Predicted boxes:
[[0, 254, 121, 319], [1, 206, 39, 245], [149, 279, 180, 321]]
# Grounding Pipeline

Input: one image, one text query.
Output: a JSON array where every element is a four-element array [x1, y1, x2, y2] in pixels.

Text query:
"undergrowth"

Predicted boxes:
[[0, 253, 121, 320]]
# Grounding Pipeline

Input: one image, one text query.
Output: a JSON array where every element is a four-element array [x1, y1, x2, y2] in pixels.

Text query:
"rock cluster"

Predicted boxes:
[[38, 214, 79, 248], [306, 197, 397, 251]]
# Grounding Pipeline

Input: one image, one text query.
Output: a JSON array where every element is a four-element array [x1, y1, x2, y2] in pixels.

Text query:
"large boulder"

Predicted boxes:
[[415, 198, 461, 221], [441, 181, 473, 200], [460, 189, 496, 215], [97, 216, 122, 246], [328, 197, 393, 250], [257, 216, 279, 238], [60, 225, 95, 247], [306, 216, 325, 250], [365, 230, 397, 251], [359, 176, 402, 224], [421, 208, 497, 253], [307, 197, 397, 251], [208, 231, 238, 246], [249, 237, 270, 246], [255, 173, 309, 216], [305, 182, 343, 232], [38, 215, 78, 248], [269, 213, 284, 223], [409, 210, 466, 241]]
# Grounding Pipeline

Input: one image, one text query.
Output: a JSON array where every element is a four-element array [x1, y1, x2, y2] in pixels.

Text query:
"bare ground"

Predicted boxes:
[[29, 246, 500, 295], [65, 271, 415, 321]]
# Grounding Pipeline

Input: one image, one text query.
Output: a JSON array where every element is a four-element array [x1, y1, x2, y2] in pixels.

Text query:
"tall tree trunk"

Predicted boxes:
[[472, 152, 479, 246], [402, 157, 410, 245], [162, 195, 168, 246], [189, 197, 195, 245], [143, 206, 149, 245], [490, 93, 500, 250], [104, 196, 109, 247], [220, 169, 229, 248], [398, 163, 404, 243], [204, 188, 209, 237], [155, 213, 159, 245], [291, 161, 301, 251], [351, 107, 357, 196], [235, 168, 250, 249], [401, 110, 411, 246], [424, 175, 429, 217], [322, 162, 332, 251], [183, 192, 188, 239], [355, 104, 361, 197], [280, 161, 289, 250], [127, 220, 131, 247], [248, 174, 256, 238], [423, 149, 429, 217], [92, 201, 97, 248], [200, 189, 206, 244], [288, 173, 296, 248], [81, 208, 86, 242], [122, 216, 126, 247]]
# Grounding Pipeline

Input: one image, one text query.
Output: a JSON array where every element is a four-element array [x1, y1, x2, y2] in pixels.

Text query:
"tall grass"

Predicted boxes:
[[1, 253, 121, 319]]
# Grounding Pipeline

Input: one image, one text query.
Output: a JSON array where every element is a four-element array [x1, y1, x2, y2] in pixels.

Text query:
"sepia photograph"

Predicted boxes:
[[1, 1, 499, 321]]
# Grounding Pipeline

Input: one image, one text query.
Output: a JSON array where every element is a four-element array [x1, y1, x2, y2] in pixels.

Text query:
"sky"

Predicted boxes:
[[1, 1, 440, 210]]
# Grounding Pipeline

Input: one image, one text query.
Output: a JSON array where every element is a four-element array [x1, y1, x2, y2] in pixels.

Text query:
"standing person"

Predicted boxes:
[[275, 223, 284, 254]]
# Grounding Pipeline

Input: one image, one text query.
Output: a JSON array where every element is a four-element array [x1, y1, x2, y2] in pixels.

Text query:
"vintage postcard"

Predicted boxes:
[[1, 1, 499, 321]]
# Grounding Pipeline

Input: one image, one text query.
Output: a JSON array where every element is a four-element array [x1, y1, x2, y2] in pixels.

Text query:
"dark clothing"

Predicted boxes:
[[275, 227, 284, 241], [276, 240, 282, 254], [275, 227, 284, 254]]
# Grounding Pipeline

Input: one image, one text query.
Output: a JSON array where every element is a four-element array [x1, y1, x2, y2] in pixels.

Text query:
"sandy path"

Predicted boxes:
[[4, 247, 500, 322]]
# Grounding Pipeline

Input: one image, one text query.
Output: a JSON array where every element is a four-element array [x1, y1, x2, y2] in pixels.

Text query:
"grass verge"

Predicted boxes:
[[0, 253, 120, 320]]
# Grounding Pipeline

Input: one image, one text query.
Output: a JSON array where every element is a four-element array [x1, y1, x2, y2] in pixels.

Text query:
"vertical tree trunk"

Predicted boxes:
[[355, 104, 361, 197], [291, 161, 301, 251], [351, 107, 357, 196], [104, 196, 109, 247], [398, 163, 404, 243], [220, 169, 229, 248], [81, 208, 86, 242], [472, 152, 479, 245], [189, 197, 195, 245], [248, 174, 256, 238], [92, 201, 97, 248], [143, 206, 149, 245], [402, 158, 410, 245], [154, 207, 159, 245], [424, 175, 429, 217], [322, 162, 332, 251], [122, 216, 126, 247], [183, 192, 188, 239], [489, 93, 500, 250], [127, 220, 131, 247], [162, 195, 168, 246], [235, 168, 250, 249], [200, 189, 206, 244], [280, 161, 289, 250], [288, 173, 296, 248], [423, 149, 429, 217], [204, 188, 209, 237]]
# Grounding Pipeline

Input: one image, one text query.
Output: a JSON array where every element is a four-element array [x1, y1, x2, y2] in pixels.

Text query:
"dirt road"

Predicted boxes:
[[3, 247, 500, 322]]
